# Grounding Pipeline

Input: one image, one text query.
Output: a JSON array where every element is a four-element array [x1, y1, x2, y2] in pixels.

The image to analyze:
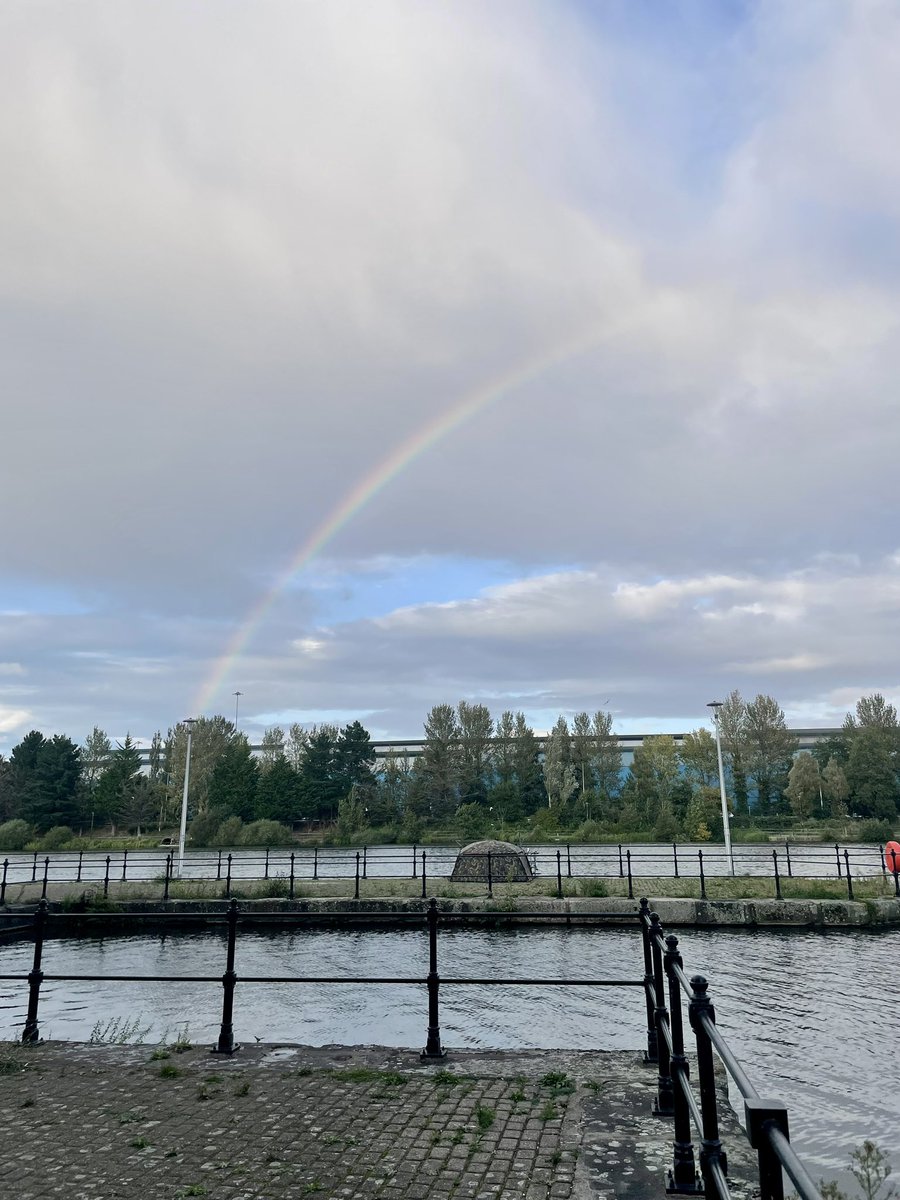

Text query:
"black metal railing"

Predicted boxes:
[[639, 898, 822, 1200], [1, 841, 896, 905], [1, 895, 828, 1200]]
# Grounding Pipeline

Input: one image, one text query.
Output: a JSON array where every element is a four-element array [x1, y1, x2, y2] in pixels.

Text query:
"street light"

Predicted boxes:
[[707, 702, 735, 876], [233, 691, 243, 728], [177, 718, 196, 879]]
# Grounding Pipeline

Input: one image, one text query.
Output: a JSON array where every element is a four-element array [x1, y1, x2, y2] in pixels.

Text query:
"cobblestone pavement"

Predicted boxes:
[[0, 1042, 758, 1200]]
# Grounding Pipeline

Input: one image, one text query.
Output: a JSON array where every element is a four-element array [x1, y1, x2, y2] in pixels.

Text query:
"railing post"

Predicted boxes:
[[289, 853, 295, 900], [835, 843, 842, 879], [212, 898, 240, 1055], [772, 851, 782, 901], [556, 850, 563, 899], [121, 850, 128, 882], [784, 842, 792, 878], [688, 975, 727, 1190], [879, 845, 886, 882], [566, 842, 572, 878], [22, 899, 48, 1043], [618, 843, 624, 878], [626, 849, 634, 899], [163, 853, 171, 901], [664, 934, 700, 1193], [650, 911, 674, 1116], [226, 853, 232, 899], [217, 849, 222, 881], [363, 845, 367, 880], [421, 899, 446, 1059], [313, 846, 318, 880], [412, 843, 417, 879], [673, 842, 679, 879], [77, 850, 83, 882], [843, 850, 853, 901], [41, 857, 49, 900], [698, 850, 707, 901], [0, 858, 7, 905], [421, 851, 427, 899], [103, 855, 111, 898], [354, 852, 360, 900], [745, 1099, 789, 1200], [639, 898, 658, 1064], [264, 848, 270, 880], [32, 850, 38, 883], [891, 848, 900, 897], [487, 851, 493, 898]]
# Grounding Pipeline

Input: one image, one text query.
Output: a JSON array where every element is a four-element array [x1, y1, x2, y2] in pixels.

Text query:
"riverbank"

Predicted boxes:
[[3, 888, 900, 928], [0, 1040, 758, 1200]]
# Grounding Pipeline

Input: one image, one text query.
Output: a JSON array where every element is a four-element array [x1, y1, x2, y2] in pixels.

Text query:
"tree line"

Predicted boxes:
[[0, 691, 898, 848]]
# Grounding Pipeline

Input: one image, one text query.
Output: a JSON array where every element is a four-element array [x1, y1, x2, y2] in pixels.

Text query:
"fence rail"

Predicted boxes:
[[1, 842, 897, 905], [0, 895, 827, 1200]]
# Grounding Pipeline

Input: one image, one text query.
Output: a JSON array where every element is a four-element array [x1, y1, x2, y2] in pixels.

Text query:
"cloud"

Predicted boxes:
[[0, 2, 898, 740]]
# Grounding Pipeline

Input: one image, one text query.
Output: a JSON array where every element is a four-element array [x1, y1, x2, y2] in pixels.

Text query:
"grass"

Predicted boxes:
[[539, 1071, 574, 1092], [90, 1016, 151, 1045], [432, 1069, 469, 1086], [233, 1081, 251, 1097], [539, 1102, 559, 1121], [0, 1045, 31, 1075], [475, 1105, 495, 1132], [130, 1136, 151, 1150], [329, 1068, 405, 1086], [158, 1063, 182, 1079]]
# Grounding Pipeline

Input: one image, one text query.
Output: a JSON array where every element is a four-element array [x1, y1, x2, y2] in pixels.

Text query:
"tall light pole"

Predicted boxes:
[[707, 701, 734, 876], [177, 718, 196, 878], [233, 691, 243, 728]]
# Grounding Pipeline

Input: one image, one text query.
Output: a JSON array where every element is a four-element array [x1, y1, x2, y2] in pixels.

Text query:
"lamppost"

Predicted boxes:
[[233, 691, 243, 728], [177, 718, 196, 878], [707, 701, 734, 876]]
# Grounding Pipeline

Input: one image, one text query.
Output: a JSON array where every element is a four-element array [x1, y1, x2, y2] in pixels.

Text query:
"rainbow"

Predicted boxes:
[[193, 324, 610, 716]]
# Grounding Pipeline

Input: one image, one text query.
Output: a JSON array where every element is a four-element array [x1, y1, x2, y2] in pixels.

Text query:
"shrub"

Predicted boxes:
[[240, 819, 293, 847], [0, 819, 32, 852], [858, 819, 895, 844], [578, 878, 608, 898], [212, 816, 244, 847], [37, 825, 75, 851]]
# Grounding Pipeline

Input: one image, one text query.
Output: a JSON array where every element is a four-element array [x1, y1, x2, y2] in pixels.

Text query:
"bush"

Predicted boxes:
[[572, 820, 606, 843], [240, 819, 293, 847], [578, 878, 608, 898], [857, 819, 895, 844], [0, 819, 32, 852], [212, 816, 244, 847], [37, 825, 75, 851]]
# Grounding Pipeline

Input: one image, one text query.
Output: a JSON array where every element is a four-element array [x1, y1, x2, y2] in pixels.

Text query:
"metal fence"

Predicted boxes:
[[0, 896, 827, 1200], [2, 842, 898, 905]]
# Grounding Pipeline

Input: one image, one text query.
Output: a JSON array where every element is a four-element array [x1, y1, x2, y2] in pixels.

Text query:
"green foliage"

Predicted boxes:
[[859, 819, 895, 844], [475, 1105, 495, 1131], [36, 824, 75, 850], [212, 815, 244, 846], [90, 1015, 151, 1044], [578, 878, 608, 897], [240, 819, 293, 846], [0, 818, 32, 850]]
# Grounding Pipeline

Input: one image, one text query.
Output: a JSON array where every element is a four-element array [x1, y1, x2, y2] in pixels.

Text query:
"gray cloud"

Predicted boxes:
[[1, 2, 899, 744]]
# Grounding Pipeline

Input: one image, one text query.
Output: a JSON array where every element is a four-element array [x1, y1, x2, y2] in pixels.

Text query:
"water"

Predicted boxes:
[[1, 841, 887, 885], [1, 922, 897, 1180]]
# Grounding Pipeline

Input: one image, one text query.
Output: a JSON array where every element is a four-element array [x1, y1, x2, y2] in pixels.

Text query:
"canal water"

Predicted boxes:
[[0, 923, 896, 1181]]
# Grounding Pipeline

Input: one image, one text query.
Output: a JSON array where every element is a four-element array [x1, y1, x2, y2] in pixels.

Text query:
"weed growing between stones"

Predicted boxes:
[[540, 1102, 559, 1121], [232, 1080, 251, 1097], [118, 1111, 141, 1124], [539, 1070, 574, 1093], [130, 1137, 151, 1150], [90, 1016, 151, 1045], [329, 1067, 406, 1086], [476, 1105, 495, 1132], [0, 1044, 31, 1074], [158, 1063, 182, 1079]]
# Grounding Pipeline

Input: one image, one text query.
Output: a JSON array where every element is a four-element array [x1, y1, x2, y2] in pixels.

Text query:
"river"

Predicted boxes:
[[1, 921, 896, 1183]]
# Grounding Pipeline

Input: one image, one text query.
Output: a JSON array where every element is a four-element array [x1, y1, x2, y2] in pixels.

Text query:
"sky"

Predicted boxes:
[[2, 0, 900, 751]]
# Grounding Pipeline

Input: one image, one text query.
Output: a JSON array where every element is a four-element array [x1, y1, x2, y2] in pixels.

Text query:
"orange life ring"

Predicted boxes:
[[885, 841, 900, 875]]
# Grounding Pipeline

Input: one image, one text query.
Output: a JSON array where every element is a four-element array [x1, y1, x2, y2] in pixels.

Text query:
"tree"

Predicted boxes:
[[571, 712, 595, 797], [255, 757, 301, 824], [335, 721, 376, 799], [493, 711, 517, 788], [420, 704, 461, 820], [119, 777, 161, 836], [165, 716, 240, 818], [259, 726, 286, 771], [743, 694, 797, 814], [457, 701, 493, 806], [589, 711, 622, 811], [542, 717, 577, 811], [81, 727, 112, 794], [148, 730, 165, 786], [0, 757, 14, 823], [513, 713, 543, 814], [298, 724, 342, 820], [822, 757, 849, 818], [207, 737, 259, 821], [785, 752, 820, 820], [285, 724, 309, 771], [25, 734, 82, 830], [716, 690, 750, 815], [626, 735, 681, 829], [844, 693, 900, 736], [846, 726, 898, 820], [93, 735, 143, 831], [679, 729, 719, 789], [378, 749, 412, 821]]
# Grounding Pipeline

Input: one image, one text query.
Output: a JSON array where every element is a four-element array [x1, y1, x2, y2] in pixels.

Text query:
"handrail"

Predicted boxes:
[[639, 898, 823, 1200]]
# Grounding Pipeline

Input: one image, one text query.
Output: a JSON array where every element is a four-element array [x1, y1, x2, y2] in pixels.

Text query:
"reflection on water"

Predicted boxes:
[[1, 923, 897, 1181]]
